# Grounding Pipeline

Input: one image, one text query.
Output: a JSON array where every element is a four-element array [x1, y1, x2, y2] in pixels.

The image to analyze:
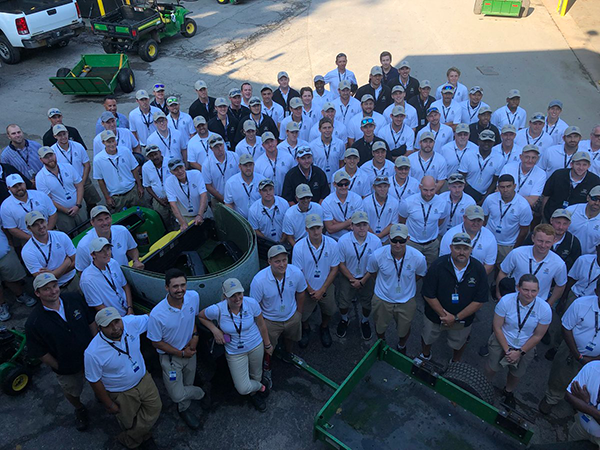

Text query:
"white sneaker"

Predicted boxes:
[[0, 303, 11, 321], [16, 294, 36, 307], [418, 352, 432, 361]]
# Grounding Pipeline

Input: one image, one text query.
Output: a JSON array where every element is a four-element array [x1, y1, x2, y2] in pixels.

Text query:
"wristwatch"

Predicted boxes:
[[520, 349, 526, 356], [76, 203, 82, 208], [454, 314, 460, 322]]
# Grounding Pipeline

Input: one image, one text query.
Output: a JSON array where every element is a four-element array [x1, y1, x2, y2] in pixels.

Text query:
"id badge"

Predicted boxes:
[[375, 227, 381, 234], [66, 194, 72, 200], [396, 286, 402, 293], [131, 360, 140, 373], [238, 341, 245, 350], [188, 207, 194, 213], [169, 370, 177, 382], [585, 341, 596, 352], [581, 413, 592, 423], [280, 304, 285, 312], [562, 201, 569, 208], [451, 293, 459, 304], [325, 166, 331, 173], [270, 228, 277, 237], [495, 225, 502, 234], [314, 270, 321, 279]]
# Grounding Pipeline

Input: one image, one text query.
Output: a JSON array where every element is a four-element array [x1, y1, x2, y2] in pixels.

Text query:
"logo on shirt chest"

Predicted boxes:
[[543, 268, 550, 275], [189, 306, 194, 315], [56, 242, 62, 250], [192, 184, 198, 189], [468, 277, 476, 287], [73, 309, 82, 320], [115, 243, 122, 249]]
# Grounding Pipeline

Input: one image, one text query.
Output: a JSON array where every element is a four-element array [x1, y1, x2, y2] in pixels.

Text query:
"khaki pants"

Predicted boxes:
[[544, 341, 584, 405], [60, 272, 81, 295], [55, 206, 87, 234], [151, 197, 174, 230], [110, 188, 142, 213], [0, 247, 26, 282], [265, 311, 302, 346], [421, 316, 472, 350], [225, 342, 264, 396], [159, 353, 204, 412], [336, 275, 375, 313], [83, 176, 101, 206], [408, 238, 440, 267], [107, 372, 162, 449], [496, 244, 514, 265], [301, 283, 337, 322], [56, 371, 84, 398], [372, 294, 416, 337], [569, 415, 600, 446]]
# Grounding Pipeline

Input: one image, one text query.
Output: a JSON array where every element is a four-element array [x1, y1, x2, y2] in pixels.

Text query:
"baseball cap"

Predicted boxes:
[[95, 307, 121, 327], [370, 66, 383, 76], [451, 232, 472, 247], [168, 158, 185, 171], [391, 85, 405, 94], [339, 80, 352, 90], [572, 151, 591, 163], [478, 129, 496, 141], [90, 205, 110, 219], [101, 130, 116, 142], [153, 111, 167, 121], [590, 186, 600, 197], [239, 153, 254, 165], [262, 131, 276, 142], [551, 208, 572, 220], [166, 96, 179, 106], [208, 135, 224, 147], [145, 145, 161, 156], [321, 102, 335, 112], [33, 273, 57, 290], [522, 144, 540, 154], [469, 86, 484, 94], [361, 117, 375, 127], [89, 237, 112, 254], [391, 105, 406, 116], [448, 173, 466, 184], [501, 124, 517, 134], [258, 179, 274, 190], [389, 223, 409, 240], [243, 120, 256, 132], [507, 89, 521, 98], [361, 94, 375, 103], [334, 171, 351, 184], [305, 213, 323, 228], [372, 141, 387, 152], [395, 156, 410, 168], [344, 148, 359, 158], [153, 83, 165, 92], [215, 97, 228, 107], [260, 85, 273, 92], [25, 210, 45, 226], [286, 122, 300, 132], [289, 97, 303, 109], [564, 125, 582, 137], [194, 80, 207, 90], [351, 211, 369, 225], [295, 184, 312, 199], [420, 131, 436, 141], [373, 176, 389, 186], [530, 112, 546, 123], [135, 90, 150, 100], [398, 60, 411, 69], [465, 204, 485, 220], [6, 174, 24, 187], [38, 146, 55, 158], [47, 107, 61, 118], [455, 123, 470, 134], [441, 84, 456, 94], [296, 146, 312, 158], [267, 244, 287, 259], [548, 100, 563, 109], [314, 75, 325, 83], [193, 116, 207, 127], [100, 111, 115, 123], [222, 278, 244, 298], [426, 106, 439, 116], [248, 96, 261, 106], [277, 71, 289, 80], [52, 124, 68, 137], [228, 88, 242, 98], [478, 106, 493, 115], [419, 80, 432, 89]]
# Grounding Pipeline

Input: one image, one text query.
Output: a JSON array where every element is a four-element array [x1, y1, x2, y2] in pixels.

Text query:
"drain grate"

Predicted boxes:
[[477, 66, 499, 76]]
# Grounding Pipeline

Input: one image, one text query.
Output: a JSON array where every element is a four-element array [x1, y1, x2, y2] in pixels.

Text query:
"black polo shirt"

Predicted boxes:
[[354, 83, 393, 114], [42, 125, 87, 150], [150, 99, 169, 115], [542, 169, 600, 221], [272, 87, 300, 114], [239, 114, 278, 139], [281, 165, 330, 204], [25, 293, 94, 375], [227, 106, 250, 124], [523, 230, 581, 271], [468, 122, 501, 146], [351, 137, 388, 166], [387, 75, 420, 101], [208, 116, 240, 150], [422, 255, 489, 327], [0, 163, 32, 203], [189, 97, 216, 122], [407, 94, 435, 132]]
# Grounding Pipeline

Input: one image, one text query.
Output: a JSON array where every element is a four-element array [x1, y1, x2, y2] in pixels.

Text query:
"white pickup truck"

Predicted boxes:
[[0, 0, 84, 64]]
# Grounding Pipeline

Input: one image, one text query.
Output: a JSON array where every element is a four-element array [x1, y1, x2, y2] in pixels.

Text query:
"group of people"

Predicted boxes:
[[4, 50, 600, 448]]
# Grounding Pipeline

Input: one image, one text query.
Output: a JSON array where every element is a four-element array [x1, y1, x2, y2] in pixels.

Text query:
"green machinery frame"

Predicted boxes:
[[290, 340, 533, 448]]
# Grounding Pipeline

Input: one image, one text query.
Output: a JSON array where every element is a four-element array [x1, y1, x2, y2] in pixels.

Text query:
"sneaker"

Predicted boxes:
[[0, 304, 11, 321], [319, 326, 332, 348], [262, 370, 273, 390], [545, 347, 558, 361], [74, 406, 89, 432], [478, 344, 489, 357], [502, 389, 516, 409], [178, 408, 200, 430], [538, 396, 554, 415], [396, 344, 407, 356], [298, 327, 311, 349], [336, 319, 348, 338], [360, 321, 372, 341], [16, 294, 36, 307], [249, 393, 267, 412], [418, 352, 432, 361]]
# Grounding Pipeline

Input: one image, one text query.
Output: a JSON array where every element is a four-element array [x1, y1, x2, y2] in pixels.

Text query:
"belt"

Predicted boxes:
[[60, 276, 75, 289], [415, 238, 437, 246]]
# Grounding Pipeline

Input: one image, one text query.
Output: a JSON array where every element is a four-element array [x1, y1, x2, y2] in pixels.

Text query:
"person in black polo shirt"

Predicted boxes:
[[541, 151, 600, 222], [281, 146, 330, 204], [407, 80, 435, 132], [42, 108, 87, 149], [354, 66, 393, 114], [188, 80, 216, 123], [387, 60, 420, 101], [421, 233, 488, 362], [468, 106, 501, 147], [25, 273, 96, 431], [351, 118, 387, 167]]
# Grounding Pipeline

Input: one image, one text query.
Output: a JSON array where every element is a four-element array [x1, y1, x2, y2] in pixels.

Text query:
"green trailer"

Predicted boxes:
[[49, 53, 135, 96], [474, 0, 530, 17], [0, 327, 39, 396]]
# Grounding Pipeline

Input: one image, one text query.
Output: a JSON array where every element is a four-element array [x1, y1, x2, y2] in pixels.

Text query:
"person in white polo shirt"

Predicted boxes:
[[203, 135, 240, 204], [21, 211, 78, 293], [93, 112, 139, 158], [224, 153, 265, 219], [261, 85, 285, 126], [279, 97, 312, 142], [187, 116, 218, 171], [440, 204, 497, 274], [493, 124, 523, 170], [310, 118, 346, 184], [331, 148, 371, 198], [484, 274, 552, 409], [141, 145, 173, 228], [545, 100, 569, 146], [497, 224, 567, 304], [500, 144, 546, 209], [491, 89, 527, 130], [389, 156, 420, 203], [281, 184, 323, 246], [80, 238, 133, 316], [36, 146, 85, 232], [248, 179, 289, 242], [75, 205, 142, 272], [277, 121, 309, 159], [562, 245, 600, 307], [324, 53, 358, 99], [346, 95, 387, 145], [332, 80, 362, 128], [567, 186, 600, 255], [336, 211, 382, 340], [378, 105, 415, 158], [85, 307, 161, 449], [292, 214, 340, 348], [1, 174, 57, 243], [361, 141, 395, 190], [414, 107, 454, 155], [540, 126, 583, 178], [254, 132, 295, 197], [565, 361, 600, 446], [580, 125, 600, 175], [93, 130, 143, 213], [166, 96, 195, 146], [367, 223, 427, 354], [312, 75, 334, 113], [440, 123, 478, 178], [235, 120, 264, 159], [128, 89, 161, 149], [399, 176, 448, 267], [382, 85, 418, 130], [482, 174, 533, 264], [514, 112, 554, 154], [165, 159, 208, 231], [460, 86, 490, 125], [147, 269, 207, 429], [362, 175, 399, 243], [434, 67, 469, 103], [322, 171, 363, 240], [459, 129, 503, 204], [409, 131, 448, 192], [146, 110, 187, 163], [431, 84, 462, 130], [308, 102, 349, 145], [438, 173, 476, 234]]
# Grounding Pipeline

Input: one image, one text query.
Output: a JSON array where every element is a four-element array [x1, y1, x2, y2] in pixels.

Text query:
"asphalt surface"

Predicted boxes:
[[1, 0, 600, 448]]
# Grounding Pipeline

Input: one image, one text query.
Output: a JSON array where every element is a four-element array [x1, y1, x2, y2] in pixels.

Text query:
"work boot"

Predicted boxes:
[[262, 369, 273, 389], [16, 293, 36, 307], [502, 389, 516, 409], [0, 303, 11, 321], [258, 382, 270, 399], [299, 327, 311, 349], [538, 396, 554, 415], [319, 326, 332, 348], [249, 393, 267, 412], [178, 408, 200, 430], [360, 321, 372, 341], [74, 406, 89, 432], [336, 319, 348, 338]]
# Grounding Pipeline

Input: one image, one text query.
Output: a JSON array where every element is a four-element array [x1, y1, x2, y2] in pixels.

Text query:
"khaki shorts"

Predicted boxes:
[[486, 333, 535, 378], [56, 371, 84, 398], [55, 206, 87, 234], [60, 272, 81, 295], [408, 238, 440, 267], [265, 311, 302, 345], [110, 188, 141, 213], [83, 176, 101, 205], [496, 244, 514, 265], [421, 316, 472, 350], [336, 275, 375, 312], [372, 294, 416, 337], [0, 247, 26, 283], [301, 283, 337, 322]]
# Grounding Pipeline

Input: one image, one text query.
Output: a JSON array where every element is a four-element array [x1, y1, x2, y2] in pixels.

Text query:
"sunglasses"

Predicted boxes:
[[452, 238, 471, 245], [154, 84, 165, 89], [361, 118, 375, 126], [590, 196, 600, 202], [390, 238, 407, 244], [593, 134, 600, 138], [337, 182, 350, 187]]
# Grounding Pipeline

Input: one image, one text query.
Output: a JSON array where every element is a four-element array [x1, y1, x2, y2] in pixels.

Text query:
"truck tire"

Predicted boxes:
[[102, 40, 117, 54], [138, 39, 159, 62], [0, 35, 21, 64], [117, 68, 135, 93], [2, 366, 32, 396], [521, 0, 530, 17], [56, 68, 71, 77], [181, 18, 197, 38], [443, 362, 495, 405], [473, 0, 483, 14]]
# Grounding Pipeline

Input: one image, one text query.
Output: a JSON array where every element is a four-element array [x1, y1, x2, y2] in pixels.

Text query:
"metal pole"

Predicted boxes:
[[557, 0, 569, 16]]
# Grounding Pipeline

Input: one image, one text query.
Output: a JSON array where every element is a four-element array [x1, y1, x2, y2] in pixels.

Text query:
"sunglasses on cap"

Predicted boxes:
[[390, 238, 407, 244], [361, 118, 375, 126], [154, 84, 165, 89], [451, 237, 471, 245], [395, 165, 410, 171], [337, 181, 350, 187]]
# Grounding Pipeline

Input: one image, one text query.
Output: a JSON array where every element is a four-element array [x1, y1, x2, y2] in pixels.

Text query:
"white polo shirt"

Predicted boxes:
[[308, 120, 348, 144], [142, 159, 170, 199], [292, 235, 340, 290], [202, 151, 240, 196], [539, 144, 580, 178], [147, 291, 200, 353], [500, 163, 546, 198], [93, 149, 138, 196], [301, 107, 319, 130], [75, 225, 137, 272], [377, 123, 415, 153], [440, 223, 498, 266], [235, 137, 264, 159], [567, 361, 600, 438], [346, 111, 387, 141], [187, 132, 218, 167], [254, 151, 295, 197], [492, 143, 524, 170], [35, 163, 81, 209], [277, 139, 309, 159], [579, 142, 600, 177], [567, 204, 600, 255], [382, 102, 418, 129], [545, 119, 569, 146], [92, 128, 138, 157], [331, 168, 371, 198], [248, 196, 290, 241], [361, 160, 396, 191], [331, 97, 362, 128], [399, 193, 448, 243], [310, 138, 345, 183], [282, 202, 323, 241], [500, 246, 567, 299], [165, 170, 207, 218], [262, 102, 285, 126], [249, 264, 307, 322], [491, 105, 528, 130], [482, 192, 533, 246], [84, 315, 149, 392], [514, 128, 554, 155], [21, 230, 76, 285], [438, 191, 476, 233], [569, 255, 600, 298], [0, 216, 10, 259], [51, 141, 89, 178], [278, 117, 312, 142], [439, 141, 478, 177], [146, 128, 186, 162], [128, 106, 161, 146], [495, 292, 552, 348], [312, 90, 334, 113], [435, 82, 468, 103], [321, 191, 363, 240], [362, 194, 400, 238], [324, 69, 358, 99], [367, 245, 427, 303], [80, 258, 129, 315], [223, 172, 266, 219], [338, 231, 382, 278], [414, 124, 453, 153], [563, 295, 600, 357], [0, 190, 56, 235], [389, 175, 420, 203], [168, 112, 195, 145], [460, 100, 490, 124], [431, 100, 462, 126], [459, 151, 503, 194]]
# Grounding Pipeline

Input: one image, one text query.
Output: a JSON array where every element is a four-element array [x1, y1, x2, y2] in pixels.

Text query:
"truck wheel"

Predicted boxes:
[[56, 68, 71, 77], [443, 361, 495, 405], [181, 18, 197, 38], [2, 366, 32, 396], [102, 40, 117, 54], [521, 0, 530, 17], [138, 39, 159, 62], [117, 68, 135, 93], [0, 35, 21, 64], [473, 0, 483, 14]]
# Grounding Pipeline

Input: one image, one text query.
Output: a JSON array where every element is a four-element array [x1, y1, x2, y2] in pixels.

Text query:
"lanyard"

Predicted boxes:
[[392, 125, 405, 148], [179, 180, 192, 208], [141, 111, 153, 129], [564, 151, 574, 169], [448, 196, 462, 224], [155, 166, 165, 186], [477, 154, 491, 174], [49, 166, 68, 191], [498, 201, 512, 223], [467, 103, 480, 121], [517, 164, 533, 192], [545, 121, 558, 136], [19, 199, 33, 214], [307, 239, 326, 266], [442, 105, 451, 122], [338, 71, 347, 82], [427, 125, 440, 141], [337, 201, 349, 219], [526, 131, 544, 146], [349, 174, 357, 191], [108, 156, 120, 174], [372, 195, 387, 226], [392, 252, 406, 284], [242, 182, 253, 200], [199, 139, 209, 157], [228, 304, 243, 340], [528, 258, 545, 276], [516, 296, 536, 335], [419, 155, 434, 176], [594, 312, 599, 339], [275, 273, 286, 302], [98, 265, 126, 309], [266, 155, 278, 179], [339, 104, 350, 121], [171, 116, 180, 130], [262, 205, 279, 226], [421, 202, 432, 233], [454, 147, 467, 166], [215, 155, 228, 179], [32, 235, 52, 266], [57, 143, 73, 165], [322, 141, 332, 165], [352, 241, 368, 264], [505, 110, 517, 125], [393, 177, 409, 200], [245, 143, 259, 157], [15, 144, 30, 166], [158, 131, 172, 155], [585, 261, 600, 290], [502, 146, 514, 164], [100, 333, 132, 359], [462, 225, 481, 249]]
